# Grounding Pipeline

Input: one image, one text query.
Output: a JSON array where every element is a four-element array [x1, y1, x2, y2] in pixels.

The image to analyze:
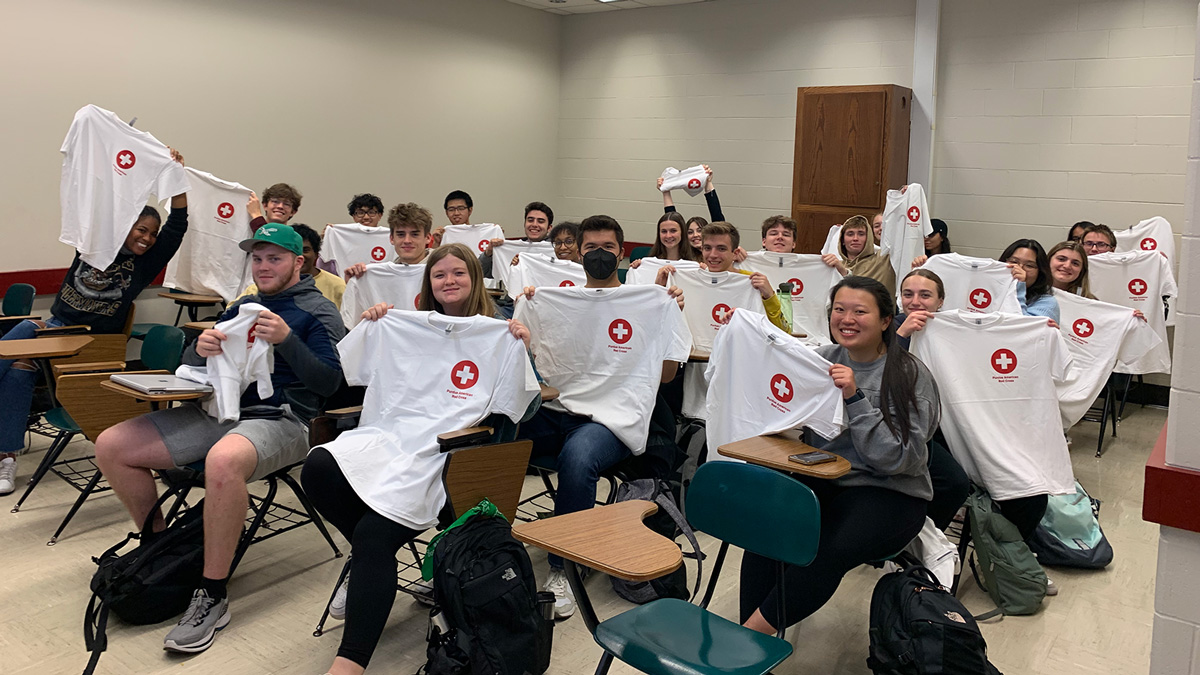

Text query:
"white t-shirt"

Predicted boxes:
[[176, 302, 273, 423], [911, 310, 1075, 501], [1052, 289, 1162, 428], [506, 254, 587, 300], [490, 239, 555, 289], [59, 104, 191, 271], [316, 312, 539, 530], [1113, 217, 1178, 325], [513, 285, 692, 454], [820, 225, 842, 256], [320, 223, 393, 276], [882, 183, 933, 284], [918, 253, 1022, 314], [441, 224, 505, 255], [626, 257, 702, 286], [164, 168, 253, 302], [670, 268, 766, 355], [340, 262, 427, 328], [705, 311, 845, 456], [738, 251, 842, 343], [1086, 250, 1177, 374], [659, 165, 707, 197]]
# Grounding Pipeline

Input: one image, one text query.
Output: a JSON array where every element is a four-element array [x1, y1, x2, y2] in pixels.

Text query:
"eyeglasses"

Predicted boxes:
[[1081, 241, 1114, 251], [353, 209, 381, 218], [552, 238, 576, 248], [1005, 258, 1039, 272], [446, 205, 470, 213], [266, 198, 294, 209]]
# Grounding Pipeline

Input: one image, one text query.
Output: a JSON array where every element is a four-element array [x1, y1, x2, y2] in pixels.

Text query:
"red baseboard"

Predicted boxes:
[[1144, 423, 1200, 534]]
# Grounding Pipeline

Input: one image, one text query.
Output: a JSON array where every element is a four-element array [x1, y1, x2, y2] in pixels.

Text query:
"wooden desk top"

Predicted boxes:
[[0, 314, 39, 323], [158, 292, 223, 304], [718, 434, 852, 479], [539, 383, 559, 401], [512, 501, 682, 582], [100, 379, 210, 402], [183, 321, 217, 331], [0, 335, 93, 360], [688, 349, 709, 362]]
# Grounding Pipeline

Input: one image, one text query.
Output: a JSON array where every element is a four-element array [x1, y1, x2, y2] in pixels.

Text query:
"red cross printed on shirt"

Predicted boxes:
[[478, 240, 489, 253], [216, 202, 234, 219], [968, 288, 992, 309], [1141, 238, 1158, 251], [991, 348, 1017, 375], [787, 278, 804, 296], [608, 318, 633, 344], [770, 373, 794, 403], [371, 246, 387, 262], [711, 303, 733, 323], [414, 294, 421, 309], [115, 150, 136, 169], [450, 360, 479, 389], [559, 280, 575, 287], [1073, 318, 1094, 339], [907, 206, 921, 223], [1128, 278, 1148, 296], [687, 178, 702, 190]]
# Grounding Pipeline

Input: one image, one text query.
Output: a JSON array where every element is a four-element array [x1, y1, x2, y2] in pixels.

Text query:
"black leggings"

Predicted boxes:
[[994, 494, 1048, 541], [302, 448, 423, 668], [738, 480, 927, 629], [926, 437, 970, 531]]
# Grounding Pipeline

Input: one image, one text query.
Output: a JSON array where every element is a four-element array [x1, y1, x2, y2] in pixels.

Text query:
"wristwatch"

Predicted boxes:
[[845, 388, 865, 404]]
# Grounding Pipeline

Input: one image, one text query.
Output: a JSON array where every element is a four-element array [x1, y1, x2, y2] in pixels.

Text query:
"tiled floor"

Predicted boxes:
[[0, 405, 1165, 674]]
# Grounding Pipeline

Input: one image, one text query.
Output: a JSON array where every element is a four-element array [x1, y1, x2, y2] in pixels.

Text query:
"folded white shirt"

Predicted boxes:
[[660, 165, 707, 197]]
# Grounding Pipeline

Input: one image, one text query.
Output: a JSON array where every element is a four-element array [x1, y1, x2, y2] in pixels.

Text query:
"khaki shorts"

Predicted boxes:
[[145, 403, 309, 482]]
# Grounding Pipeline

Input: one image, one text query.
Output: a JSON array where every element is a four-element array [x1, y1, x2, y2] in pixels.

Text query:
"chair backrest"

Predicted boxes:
[[55, 334, 129, 367], [3, 283, 35, 316], [686, 461, 821, 568], [444, 440, 533, 523], [630, 245, 652, 262], [54, 370, 164, 441], [142, 325, 185, 371]]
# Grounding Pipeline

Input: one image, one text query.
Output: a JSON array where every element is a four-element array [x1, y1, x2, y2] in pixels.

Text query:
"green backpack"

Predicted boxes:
[[966, 486, 1047, 618]]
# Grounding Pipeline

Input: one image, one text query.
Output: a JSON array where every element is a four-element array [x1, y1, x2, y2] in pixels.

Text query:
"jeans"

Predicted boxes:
[[0, 317, 62, 454], [518, 408, 631, 568]]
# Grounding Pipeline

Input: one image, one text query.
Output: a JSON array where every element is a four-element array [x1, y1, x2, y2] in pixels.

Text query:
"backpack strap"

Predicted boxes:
[[82, 593, 109, 675], [966, 552, 1004, 622], [420, 499, 502, 580], [649, 488, 704, 601]]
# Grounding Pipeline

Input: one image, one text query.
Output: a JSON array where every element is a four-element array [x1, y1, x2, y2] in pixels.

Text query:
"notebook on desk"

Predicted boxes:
[[109, 374, 213, 395]]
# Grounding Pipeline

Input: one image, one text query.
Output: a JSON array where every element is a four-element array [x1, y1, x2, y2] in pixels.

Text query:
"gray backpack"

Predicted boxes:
[[966, 486, 1047, 618], [608, 478, 703, 604]]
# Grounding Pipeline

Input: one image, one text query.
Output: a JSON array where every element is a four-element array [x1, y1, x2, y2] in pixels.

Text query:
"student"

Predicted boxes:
[[1048, 241, 1093, 298], [698, 222, 788, 331], [248, 182, 302, 228], [1080, 224, 1118, 255], [822, 215, 896, 296], [894, 269, 944, 349], [514, 215, 688, 620], [628, 213, 702, 273], [741, 276, 936, 635], [686, 216, 706, 251], [239, 223, 345, 308], [761, 215, 797, 253], [303, 244, 536, 675], [347, 193, 385, 229], [1001, 239, 1060, 323], [872, 212, 884, 245], [926, 219, 951, 255], [548, 222, 582, 263], [481, 201, 554, 277], [94, 224, 345, 653], [431, 189, 473, 247], [0, 151, 189, 496], [344, 202, 432, 281], [1068, 220, 1095, 242]]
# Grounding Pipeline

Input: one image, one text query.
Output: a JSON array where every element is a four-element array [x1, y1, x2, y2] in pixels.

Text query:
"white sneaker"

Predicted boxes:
[[0, 457, 15, 496], [544, 568, 575, 619], [329, 572, 350, 620], [1046, 577, 1059, 596]]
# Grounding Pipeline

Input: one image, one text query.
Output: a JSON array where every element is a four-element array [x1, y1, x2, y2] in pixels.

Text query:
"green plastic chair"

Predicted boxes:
[[141, 325, 185, 371], [582, 461, 822, 675], [629, 245, 652, 263], [2, 283, 35, 316]]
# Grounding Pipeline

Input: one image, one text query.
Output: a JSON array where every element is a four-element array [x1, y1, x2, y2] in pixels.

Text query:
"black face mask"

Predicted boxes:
[[582, 249, 619, 280]]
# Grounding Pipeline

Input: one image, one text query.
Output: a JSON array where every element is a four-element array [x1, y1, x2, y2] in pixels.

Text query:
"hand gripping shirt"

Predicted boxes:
[[882, 183, 933, 285], [918, 253, 1022, 315], [1087, 250, 1177, 374], [164, 167, 253, 302], [59, 104, 191, 271], [738, 251, 842, 344], [441, 224, 505, 256], [176, 302, 273, 422], [489, 239, 555, 289], [912, 310, 1075, 501], [506, 254, 587, 300], [316, 312, 539, 529], [626, 257, 702, 286], [513, 285, 692, 454], [340, 262, 427, 328], [319, 223, 393, 277]]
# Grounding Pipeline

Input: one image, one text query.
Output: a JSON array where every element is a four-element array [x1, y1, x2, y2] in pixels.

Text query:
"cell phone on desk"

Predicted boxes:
[[788, 451, 837, 466]]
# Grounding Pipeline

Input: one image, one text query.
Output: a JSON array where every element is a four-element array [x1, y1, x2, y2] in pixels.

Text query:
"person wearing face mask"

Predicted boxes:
[[821, 215, 896, 297]]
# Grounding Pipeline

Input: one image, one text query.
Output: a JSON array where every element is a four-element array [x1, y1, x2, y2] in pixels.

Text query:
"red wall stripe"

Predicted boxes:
[[0, 268, 166, 297], [1143, 423, 1200, 534]]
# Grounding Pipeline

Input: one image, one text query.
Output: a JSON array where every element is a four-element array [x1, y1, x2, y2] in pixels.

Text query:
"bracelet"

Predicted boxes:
[[845, 388, 865, 404]]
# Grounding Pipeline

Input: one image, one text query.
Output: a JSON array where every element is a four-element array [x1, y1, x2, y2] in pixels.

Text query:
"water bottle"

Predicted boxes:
[[776, 282, 794, 334]]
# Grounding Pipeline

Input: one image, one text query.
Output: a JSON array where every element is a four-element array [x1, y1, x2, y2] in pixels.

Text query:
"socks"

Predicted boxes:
[[200, 575, 228, 600]]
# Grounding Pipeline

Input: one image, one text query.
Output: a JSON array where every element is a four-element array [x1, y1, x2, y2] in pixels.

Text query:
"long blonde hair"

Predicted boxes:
[[418, 244, 496, 317], [1047, 241, 1093, 299]]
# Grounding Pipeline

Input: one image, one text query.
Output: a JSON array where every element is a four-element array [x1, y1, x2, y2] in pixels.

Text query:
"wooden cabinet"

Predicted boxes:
[[791, 85, 911, 253]]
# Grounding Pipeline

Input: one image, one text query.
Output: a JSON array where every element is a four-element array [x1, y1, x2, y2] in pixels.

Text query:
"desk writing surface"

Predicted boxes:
[[688, 349, 709, 362], [718, 434, 852, 479], [0, 335, 93, 360], [539, 383, 559, 402], [100, 379, 209, 403], [512, 501, 682, 582], [184, 321, 217, 331], [158, 292, 223, 304]]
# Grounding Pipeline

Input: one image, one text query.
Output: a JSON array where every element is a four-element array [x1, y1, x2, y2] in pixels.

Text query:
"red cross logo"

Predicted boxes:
[[1141, 238, 1157, 251], [115, 150, 136, 169], [991, 349, 1017, 374], [478, 240, 489, 253], [770, 373, 794, 403], [216, 202, 234, 219], [608, 319, 632, 344], [687, 178, 702, 190], [1073, 318, 1094, 338], [1128, 278, 1147, 296], [787, 278, 804, 296], [969, 288, 992, 309], [371, 246, 386, 262], [450, 360, 479, 389], [711, 303, 732, 323], [907, 206, 921, 222], [414, 294, 421, 309], [559, 280, 575, 287]]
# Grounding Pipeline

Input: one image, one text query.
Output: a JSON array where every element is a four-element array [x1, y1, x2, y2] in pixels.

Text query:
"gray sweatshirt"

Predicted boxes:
[[805, 345, 938, 501]]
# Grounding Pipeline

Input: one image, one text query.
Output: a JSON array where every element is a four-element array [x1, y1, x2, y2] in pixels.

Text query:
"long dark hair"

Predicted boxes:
[[651, 212, 701, 261], [827, 276, 922, 445], [1000, 239, 1051, 305]]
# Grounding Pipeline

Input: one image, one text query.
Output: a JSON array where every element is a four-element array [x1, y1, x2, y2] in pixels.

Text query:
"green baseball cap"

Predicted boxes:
[[239, 224, 303, 256]]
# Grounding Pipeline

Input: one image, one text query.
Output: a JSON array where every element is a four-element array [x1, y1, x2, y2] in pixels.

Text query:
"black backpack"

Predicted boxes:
[[426, 507, 552, 675], [608, 478, 702, 604], [83, 488, 205, 675], [867, 566, 1003, 675]]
